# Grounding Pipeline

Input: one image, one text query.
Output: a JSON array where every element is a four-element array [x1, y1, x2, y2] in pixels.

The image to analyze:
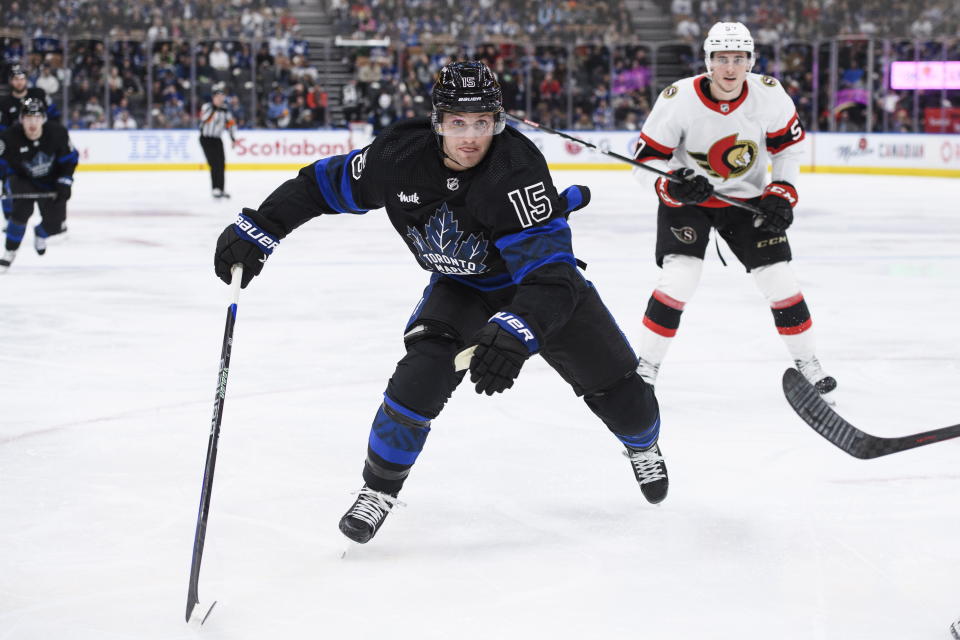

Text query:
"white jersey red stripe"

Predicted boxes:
[[634, 73, 806, 201]]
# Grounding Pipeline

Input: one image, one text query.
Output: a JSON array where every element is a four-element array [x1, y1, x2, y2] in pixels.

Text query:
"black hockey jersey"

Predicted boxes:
[[0, 120, 79, 188], [255, 117, 587, 341], [0, 88, 57, 131]]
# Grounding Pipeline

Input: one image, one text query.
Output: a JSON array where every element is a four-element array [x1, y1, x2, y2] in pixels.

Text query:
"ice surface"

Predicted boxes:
[[1, 169, 958, 639]]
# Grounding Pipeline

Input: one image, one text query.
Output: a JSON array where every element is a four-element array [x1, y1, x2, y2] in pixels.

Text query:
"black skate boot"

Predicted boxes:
[[0, 249, 15, 272], [624, 442, 669, 504], [339, 486, 402, 544], [795, 357, 837, 399]]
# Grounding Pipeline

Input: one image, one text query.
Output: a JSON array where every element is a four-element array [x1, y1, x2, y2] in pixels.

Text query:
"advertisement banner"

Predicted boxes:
[[71, 129, 373, 170], [812, 132, 960, 175], [924, 108, 960, 134], [69, 129, 958, 177]]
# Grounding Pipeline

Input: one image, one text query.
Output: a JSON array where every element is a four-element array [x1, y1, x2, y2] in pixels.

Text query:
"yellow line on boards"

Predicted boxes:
[[802, 166, 960, 178]]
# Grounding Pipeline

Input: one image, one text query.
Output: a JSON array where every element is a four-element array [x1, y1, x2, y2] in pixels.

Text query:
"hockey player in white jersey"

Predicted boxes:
[[631, 21, 836, 398]]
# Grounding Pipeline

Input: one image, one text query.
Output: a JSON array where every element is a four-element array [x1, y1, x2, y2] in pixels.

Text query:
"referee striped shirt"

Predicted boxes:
[[199, 103, 236, 139]]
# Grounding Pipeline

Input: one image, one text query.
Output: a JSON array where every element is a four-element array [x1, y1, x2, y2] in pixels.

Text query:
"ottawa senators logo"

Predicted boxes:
[[662, 85, 678, 98], [687, 134, 758, 181], [761, 75, 778, 87], [670, 226, 697, 244]]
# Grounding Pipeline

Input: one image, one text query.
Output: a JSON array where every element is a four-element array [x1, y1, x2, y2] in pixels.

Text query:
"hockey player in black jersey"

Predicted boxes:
[[213, 61, 668, 544], [1, 65, 59, 220], [0, 98, 78, 272], [0, 66, 58, 131]]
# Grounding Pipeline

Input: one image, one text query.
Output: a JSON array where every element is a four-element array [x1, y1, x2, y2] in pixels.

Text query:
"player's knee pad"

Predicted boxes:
[[657, 254, 704, 303], [387, 328, 465, 419], [402, 319, 461, 349], [751, 260, 800, 304], [583, 370, 659, 437]]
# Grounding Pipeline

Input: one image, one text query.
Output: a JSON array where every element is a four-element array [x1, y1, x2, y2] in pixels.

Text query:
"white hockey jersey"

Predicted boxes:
[[634, 73, 806, 206]]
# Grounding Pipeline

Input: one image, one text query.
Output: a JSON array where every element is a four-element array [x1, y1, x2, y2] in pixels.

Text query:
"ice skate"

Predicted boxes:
[[339, 485, 403, 544], [795, 357, 837, 402], [624, 442, 669, 504], [212, 188, 223, 199], [0, 250, 15, 272], [636, 357, 660, 388], [34, 233, 47, 255]]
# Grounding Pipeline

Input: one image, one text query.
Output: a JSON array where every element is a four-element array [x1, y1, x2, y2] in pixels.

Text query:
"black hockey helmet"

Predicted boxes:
[[20, 97, 46, 121], [431, 61, 505, 135]]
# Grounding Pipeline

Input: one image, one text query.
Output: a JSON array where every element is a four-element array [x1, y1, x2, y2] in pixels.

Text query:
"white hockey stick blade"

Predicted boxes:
[[340, 540, 360, 559], [188, 600, 217, 627], [454, 346, 476, 372]]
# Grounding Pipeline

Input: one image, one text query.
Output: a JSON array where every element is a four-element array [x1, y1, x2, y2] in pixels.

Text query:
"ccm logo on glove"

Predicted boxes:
[[763, 182, 798, 207]]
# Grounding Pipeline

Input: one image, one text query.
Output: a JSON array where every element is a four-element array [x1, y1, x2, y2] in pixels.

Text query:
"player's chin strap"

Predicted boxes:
[[503, 113, 767, 223]]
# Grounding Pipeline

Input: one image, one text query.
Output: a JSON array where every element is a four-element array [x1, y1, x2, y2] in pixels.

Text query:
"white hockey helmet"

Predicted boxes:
[[704, 22, 755, 72]]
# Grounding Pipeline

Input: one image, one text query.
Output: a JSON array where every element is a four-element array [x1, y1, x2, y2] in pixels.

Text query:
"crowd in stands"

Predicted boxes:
[[0, 0, 331, 130], [330, 0, 635, 45], [0, 0, 957, 134], [670, 0, 960, 45]]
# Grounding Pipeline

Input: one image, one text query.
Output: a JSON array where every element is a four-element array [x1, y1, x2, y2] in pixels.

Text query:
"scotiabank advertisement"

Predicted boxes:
[[71, 129, 372, 169]]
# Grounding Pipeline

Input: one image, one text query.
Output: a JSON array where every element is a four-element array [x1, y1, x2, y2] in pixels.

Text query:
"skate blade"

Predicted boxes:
[[187, 600, 217, 627], [340, 541, 360, 559]]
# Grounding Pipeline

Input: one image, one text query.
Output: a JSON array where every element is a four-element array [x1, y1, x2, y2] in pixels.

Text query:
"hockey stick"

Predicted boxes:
[[782, 368, 960, 459], [505, 113, 766, 220], [186, 264, 243, 625], [0, 192, 57, 200]]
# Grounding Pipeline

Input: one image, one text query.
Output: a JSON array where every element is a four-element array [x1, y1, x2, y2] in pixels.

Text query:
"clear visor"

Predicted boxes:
[[432, 110, 505, 137]]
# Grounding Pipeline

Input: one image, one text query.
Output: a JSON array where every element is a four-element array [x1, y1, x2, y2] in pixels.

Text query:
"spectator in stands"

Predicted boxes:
[[307, 84, 328, 126], [35, 65, 59, 96], [266, 90, 290, 128], [113, 109, 137, 129], [209, 42, 231, 79]]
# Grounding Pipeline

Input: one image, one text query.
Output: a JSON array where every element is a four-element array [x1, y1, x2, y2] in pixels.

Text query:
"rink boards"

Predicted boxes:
[[68, 129, 960, 177]]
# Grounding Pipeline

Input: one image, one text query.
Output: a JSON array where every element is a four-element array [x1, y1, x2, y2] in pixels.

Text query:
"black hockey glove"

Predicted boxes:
[[756, 181, 798, 234], [55, 177, 72, 202], [214, 208, 282, 288], [656, 168, 713, 206], [467, 312, 539, 395], [559, 185, 591, 216]]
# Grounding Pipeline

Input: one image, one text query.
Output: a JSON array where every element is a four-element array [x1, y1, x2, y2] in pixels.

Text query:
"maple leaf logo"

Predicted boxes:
[[406, 203, 489, 275]]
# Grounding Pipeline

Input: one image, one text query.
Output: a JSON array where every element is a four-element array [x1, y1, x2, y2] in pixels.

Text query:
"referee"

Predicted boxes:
[[198, 84, 237, 199]]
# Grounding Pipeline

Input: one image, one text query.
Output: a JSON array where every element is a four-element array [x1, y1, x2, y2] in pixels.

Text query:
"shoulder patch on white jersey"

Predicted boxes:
[[662, 84, 679, 98], [761, 75, 779, 87]]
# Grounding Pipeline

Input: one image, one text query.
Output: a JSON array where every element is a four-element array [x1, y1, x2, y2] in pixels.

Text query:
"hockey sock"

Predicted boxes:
[[362, 394, 432, 494], [639, 254, 703, 368], [5, 221, 26, 251], [752, 262, 817, 361], [612, 414, 661, 451]]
